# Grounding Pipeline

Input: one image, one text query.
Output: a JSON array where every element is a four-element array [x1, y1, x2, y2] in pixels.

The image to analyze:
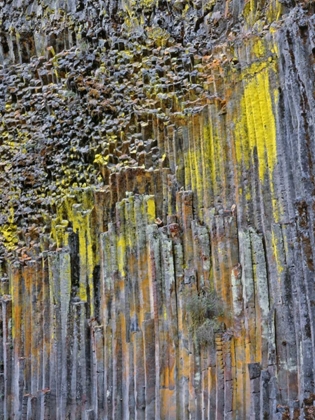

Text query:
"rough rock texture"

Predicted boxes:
[[1, 0, 315, 418]]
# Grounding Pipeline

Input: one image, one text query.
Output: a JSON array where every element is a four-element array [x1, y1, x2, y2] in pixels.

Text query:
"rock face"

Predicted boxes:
[[1, 0, 315, 418]]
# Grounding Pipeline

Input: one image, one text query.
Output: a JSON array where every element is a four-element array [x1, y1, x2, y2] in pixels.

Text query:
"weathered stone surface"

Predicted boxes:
[[1, 0, 315, 418]]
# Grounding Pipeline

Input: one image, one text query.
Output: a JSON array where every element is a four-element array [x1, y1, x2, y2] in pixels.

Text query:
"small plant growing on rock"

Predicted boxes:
[[184, 287, 223, 345]]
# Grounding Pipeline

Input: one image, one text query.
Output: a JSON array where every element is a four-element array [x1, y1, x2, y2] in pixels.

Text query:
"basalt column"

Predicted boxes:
[[1, 0, 315, 419]]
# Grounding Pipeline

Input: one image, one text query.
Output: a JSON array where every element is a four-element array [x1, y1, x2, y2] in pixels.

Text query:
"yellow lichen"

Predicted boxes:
[[234, 54, 279, 220], [146, 196, 156, 224], [252, 38, 265, 59], [0, 224, 18, 250], [117, 235, 126, 277], [271, 229, 284, 275]]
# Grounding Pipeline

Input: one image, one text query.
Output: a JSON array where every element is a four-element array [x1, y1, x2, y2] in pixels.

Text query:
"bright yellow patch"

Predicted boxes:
[[234, 52, 280, 220], [0, 224, 18, 249], [146, 196, 156, 224], [117, 235, 126, 277], [266, 0, 282, 23], [252, 39, 265, 59], [235, 67, 277, 183]]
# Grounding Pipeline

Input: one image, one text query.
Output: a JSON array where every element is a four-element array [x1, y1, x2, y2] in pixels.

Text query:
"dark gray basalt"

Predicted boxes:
[[1, 0, 315, 418]]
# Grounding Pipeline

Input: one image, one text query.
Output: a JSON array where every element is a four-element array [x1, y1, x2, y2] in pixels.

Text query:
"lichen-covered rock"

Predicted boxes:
[[1, 0, 315, 418]]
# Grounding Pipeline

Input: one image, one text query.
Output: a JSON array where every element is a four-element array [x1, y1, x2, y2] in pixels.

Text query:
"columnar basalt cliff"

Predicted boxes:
[[1, 0, 315, 418]]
